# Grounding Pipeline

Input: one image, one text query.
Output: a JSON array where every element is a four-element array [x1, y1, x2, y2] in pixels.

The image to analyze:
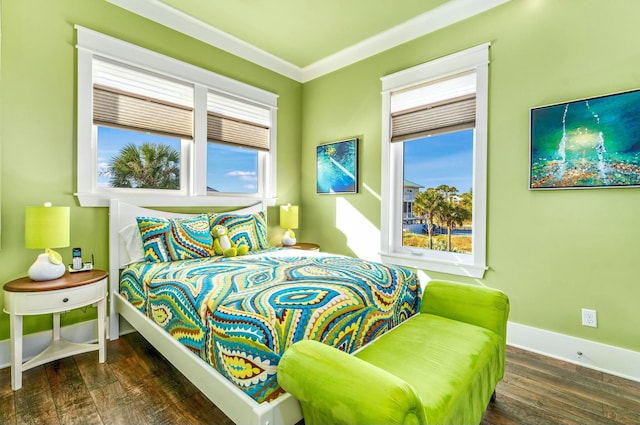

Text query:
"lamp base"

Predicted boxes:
[[282, 230, 297, 246], [28, 253, 65, 281]]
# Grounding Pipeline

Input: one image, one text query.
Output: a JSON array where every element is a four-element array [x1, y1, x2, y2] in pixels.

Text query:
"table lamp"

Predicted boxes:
[[25, 202, 70, 281], [280, 204, 298, 246]]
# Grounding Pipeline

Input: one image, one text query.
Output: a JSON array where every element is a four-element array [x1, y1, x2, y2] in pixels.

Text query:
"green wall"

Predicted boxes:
[[301, 0, 640, 352], [1, 0, 639, 356], [0, 0, 302, 340]]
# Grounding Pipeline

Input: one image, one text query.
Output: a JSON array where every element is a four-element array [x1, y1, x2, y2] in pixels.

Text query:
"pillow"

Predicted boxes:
[[136, 214, 213, 262], [208, 211, 270, 252], [118, 223, 145, 265]]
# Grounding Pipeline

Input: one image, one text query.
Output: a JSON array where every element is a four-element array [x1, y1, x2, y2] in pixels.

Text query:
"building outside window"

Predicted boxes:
[[402, 179, 424, 226]]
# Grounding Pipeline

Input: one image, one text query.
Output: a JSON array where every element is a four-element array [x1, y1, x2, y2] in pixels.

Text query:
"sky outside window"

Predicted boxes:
[[403, 129, 473, 192], [97, 127, 258, 193], [207, 143, 258, 193]]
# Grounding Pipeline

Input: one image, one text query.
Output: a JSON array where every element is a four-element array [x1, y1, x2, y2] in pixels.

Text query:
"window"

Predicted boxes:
[[205, 91, 270, 194], [380, 44, 489, 278], [93, 58, 192, 194], [76, 25, 278, 207]]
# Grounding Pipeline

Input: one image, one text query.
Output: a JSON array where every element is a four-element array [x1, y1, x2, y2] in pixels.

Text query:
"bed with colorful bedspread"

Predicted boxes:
[[119, 248, 421, 402]]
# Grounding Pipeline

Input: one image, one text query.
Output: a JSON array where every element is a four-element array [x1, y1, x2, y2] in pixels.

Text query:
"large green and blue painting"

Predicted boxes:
[[316, 138, 358, 194], [530, 89, 640, 189]]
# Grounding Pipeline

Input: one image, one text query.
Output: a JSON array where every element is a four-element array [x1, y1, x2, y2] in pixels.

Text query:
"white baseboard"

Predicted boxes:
[[507, 321, 640, 383], [0, 316, 135, 369], [2, 318, 638, 384]]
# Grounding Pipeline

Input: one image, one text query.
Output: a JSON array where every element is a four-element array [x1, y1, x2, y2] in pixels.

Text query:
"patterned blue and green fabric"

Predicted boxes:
[[136, 215, 213, 262], [208, 211, 270, 252], [119, 250, 421, 403]]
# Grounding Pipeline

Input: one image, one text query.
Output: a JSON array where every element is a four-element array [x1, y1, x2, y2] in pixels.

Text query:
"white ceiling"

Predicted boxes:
[[106, 0, 511, 82]]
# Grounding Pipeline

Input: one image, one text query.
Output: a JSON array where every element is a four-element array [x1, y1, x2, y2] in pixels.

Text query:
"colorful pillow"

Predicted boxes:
[[208, 211, 270, 252], [136, 214, 213, 262]]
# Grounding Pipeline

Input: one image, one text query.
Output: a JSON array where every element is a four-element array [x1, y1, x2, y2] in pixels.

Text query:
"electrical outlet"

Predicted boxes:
[[582, 308, 597, 328]]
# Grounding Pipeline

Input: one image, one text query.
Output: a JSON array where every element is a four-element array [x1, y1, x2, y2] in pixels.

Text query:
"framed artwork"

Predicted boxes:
[[316, 138, 358, 194], [530, 88, 640, 190]]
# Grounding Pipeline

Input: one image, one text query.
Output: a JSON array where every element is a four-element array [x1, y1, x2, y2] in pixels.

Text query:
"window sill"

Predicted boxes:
[[380, 251, 487, 278], [75, 192, 277, 208]]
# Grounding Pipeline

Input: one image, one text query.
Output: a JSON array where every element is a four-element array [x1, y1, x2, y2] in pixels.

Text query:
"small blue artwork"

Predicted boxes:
[[530, 88, 640, 189], [316, 138, 358, 194]]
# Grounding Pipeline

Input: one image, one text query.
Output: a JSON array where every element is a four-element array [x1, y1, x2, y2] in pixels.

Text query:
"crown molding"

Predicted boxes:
[[301, 0, 510, 82], [105, 0, 304, 81], [106, 0, 512, 83]]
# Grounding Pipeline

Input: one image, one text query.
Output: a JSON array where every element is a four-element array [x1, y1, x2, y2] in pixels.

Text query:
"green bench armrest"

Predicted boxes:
[[278, 339, 427, 425], [421, 280, 509, 339], [421, 279, 510, 375]]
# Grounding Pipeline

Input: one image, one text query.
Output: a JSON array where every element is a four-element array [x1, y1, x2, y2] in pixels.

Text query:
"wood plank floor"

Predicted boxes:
[[1, 332, 639, 424]]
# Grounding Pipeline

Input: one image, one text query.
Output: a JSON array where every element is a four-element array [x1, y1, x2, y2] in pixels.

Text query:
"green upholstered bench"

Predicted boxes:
[[277, 280, 510, 425]]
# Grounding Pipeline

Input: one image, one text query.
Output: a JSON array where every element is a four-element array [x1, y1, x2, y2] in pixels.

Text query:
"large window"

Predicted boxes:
[[380, 44, 489, 278], [76, 26, 278, 207]]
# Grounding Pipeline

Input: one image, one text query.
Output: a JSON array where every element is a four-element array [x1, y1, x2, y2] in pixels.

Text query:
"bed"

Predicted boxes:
[[108, 199, 422, 425]]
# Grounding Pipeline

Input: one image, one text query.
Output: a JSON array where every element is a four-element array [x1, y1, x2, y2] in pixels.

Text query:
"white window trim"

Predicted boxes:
[[380, 43, 489, 278], [75, 25, 278, 207]]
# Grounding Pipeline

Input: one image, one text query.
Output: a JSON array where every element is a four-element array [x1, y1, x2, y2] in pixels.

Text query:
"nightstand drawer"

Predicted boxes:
[[5, 278, 106, 315]]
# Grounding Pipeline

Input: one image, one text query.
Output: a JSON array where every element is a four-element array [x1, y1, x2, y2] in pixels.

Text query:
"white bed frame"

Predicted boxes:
[[108, 199, 303, 425]]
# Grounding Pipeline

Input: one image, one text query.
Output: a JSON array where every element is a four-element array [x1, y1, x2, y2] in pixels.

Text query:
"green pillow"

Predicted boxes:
[[136, 214, 213, 262], [208, 211, 270, 252]]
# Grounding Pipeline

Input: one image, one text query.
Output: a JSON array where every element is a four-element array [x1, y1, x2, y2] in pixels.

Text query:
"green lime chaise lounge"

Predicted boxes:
[[277, 280, 510, 425]]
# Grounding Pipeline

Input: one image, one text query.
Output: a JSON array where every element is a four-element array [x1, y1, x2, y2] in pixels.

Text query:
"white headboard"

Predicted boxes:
[[108, 199, 266, 338]]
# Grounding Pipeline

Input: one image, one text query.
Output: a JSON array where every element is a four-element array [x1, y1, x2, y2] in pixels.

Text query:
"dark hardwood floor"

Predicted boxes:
[[1, 332, 639, 424]]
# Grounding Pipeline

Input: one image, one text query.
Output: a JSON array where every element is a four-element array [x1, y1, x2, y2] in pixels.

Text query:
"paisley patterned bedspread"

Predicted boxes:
[[119, 249, 421, 402]]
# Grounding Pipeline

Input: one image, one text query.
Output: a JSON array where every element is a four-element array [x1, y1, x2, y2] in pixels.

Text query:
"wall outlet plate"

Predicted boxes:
[[582, 308, 597, 328]]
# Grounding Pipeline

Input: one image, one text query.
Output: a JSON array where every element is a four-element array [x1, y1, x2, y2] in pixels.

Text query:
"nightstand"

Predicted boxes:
[[3, 269, 108, 390], [282, 242, 320, 251]]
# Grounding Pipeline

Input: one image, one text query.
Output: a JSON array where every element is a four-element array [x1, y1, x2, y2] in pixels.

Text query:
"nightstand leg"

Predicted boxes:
[[53, 312, 61, 341], [97, 296, 106, 363], [9, 313, 23, 390]]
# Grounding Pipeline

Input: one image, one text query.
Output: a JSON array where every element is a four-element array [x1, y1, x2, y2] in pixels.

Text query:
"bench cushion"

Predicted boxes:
[[355, 313, 502, 424]]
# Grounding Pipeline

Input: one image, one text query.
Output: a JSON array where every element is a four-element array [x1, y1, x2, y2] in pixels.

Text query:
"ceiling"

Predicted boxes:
[[157, 0, 450, 68], [106, 0, 511, 82]]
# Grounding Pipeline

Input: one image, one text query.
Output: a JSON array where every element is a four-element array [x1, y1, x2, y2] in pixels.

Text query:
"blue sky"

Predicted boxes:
[[403, 129, 474, 193], [98, 126, 472, 194], [97, 127, 257, 192], [206, 143, 257, 193]]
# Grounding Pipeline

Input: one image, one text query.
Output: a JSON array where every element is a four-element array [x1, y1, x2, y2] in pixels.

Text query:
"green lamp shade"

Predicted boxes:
[[280, 205, 299, 230], [25, 205, 70, 249]]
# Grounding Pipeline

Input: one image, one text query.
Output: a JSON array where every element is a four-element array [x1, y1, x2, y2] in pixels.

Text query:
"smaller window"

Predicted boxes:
[[380, 44, 489, 278], [205, 91, 271, 194]]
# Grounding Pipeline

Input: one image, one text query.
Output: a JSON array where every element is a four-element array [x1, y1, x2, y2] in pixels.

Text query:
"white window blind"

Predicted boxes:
[[391, 72, 476, 142], [207, 92, 270, 151], [93, 58, 194, 139]]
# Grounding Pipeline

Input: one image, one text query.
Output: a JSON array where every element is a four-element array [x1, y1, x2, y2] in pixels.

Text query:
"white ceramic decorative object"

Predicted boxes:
[[282, 230, 297, 246], [28, 253, 65, 281]]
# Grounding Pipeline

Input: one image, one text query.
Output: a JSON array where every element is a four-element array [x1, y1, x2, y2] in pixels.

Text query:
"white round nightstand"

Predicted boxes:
[[3, 270, 108, 390]]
